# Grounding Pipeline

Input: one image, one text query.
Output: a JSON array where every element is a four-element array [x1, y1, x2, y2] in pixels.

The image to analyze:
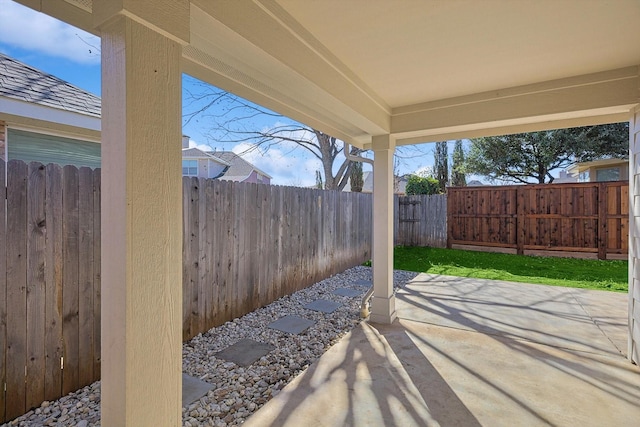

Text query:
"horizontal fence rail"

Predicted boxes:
[[447, 181, 629, 259], [0, 160, 373, 423]]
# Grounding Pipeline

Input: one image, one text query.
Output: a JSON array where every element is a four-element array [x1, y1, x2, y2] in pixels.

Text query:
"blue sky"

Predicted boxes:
[[0, 0, 447, 186]]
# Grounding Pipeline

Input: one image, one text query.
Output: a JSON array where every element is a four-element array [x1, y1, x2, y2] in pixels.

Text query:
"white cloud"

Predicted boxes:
[[0, 0, 100, 64], [231, 142, 321, 187]]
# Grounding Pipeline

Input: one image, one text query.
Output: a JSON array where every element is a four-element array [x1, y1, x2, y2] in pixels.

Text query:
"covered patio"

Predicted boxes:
[[245, 275, 640, 427], [12, 0, 640, 425]]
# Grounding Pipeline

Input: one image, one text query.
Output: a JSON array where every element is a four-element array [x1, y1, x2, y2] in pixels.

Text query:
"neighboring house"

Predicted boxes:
[[553, 170, 578, 183], [566, 158, 629, 182], [0, 53, 269, 184], [466, 180, 485, 186], [0, 52, 101, 168], [344, 171, 408, 195], [211, 151, 272, 184], [181, 136, 229, 179]]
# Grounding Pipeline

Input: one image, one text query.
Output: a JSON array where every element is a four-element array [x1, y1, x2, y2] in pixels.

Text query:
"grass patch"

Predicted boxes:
[[392, 246, 627, 292]]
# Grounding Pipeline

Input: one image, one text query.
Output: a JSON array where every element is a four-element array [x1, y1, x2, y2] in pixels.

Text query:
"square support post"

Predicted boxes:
[[370, 134, 397, 324], [97, 6, 187, 425], [630, 105, 640, 365]]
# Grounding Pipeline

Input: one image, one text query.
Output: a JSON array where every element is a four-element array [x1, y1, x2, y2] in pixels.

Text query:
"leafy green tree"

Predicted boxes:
[[464, 123, 628, 184], [433, 141, 448, 192], [451, 140, 466, 187], [350, 161, 364, 192], [405, 175, 441, 195]]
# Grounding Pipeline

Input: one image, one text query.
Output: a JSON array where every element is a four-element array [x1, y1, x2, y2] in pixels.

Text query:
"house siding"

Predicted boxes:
[[7, 128, 100, 169], [198, 158, 226, 179], [243, 170, 268, 184]]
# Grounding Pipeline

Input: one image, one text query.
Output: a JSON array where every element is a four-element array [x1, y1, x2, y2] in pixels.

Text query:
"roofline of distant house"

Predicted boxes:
[[209, 151, 273, 179], [181, 147, 231, 166]]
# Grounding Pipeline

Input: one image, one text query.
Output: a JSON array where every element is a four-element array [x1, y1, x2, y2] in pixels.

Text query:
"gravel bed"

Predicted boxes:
[[3, 266, 416, 427]]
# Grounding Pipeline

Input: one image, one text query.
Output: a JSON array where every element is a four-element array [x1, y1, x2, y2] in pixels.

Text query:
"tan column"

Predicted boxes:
[[630, 105, 640, 364], [95, 2, 188, 425], [370, 134, 397, 324]]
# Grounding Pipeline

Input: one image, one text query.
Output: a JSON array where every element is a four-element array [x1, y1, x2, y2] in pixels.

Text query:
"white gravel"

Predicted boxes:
[[2, 266, 416, 427]]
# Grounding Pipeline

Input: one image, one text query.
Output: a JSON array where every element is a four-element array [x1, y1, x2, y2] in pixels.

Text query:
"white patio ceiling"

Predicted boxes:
[[24, 0, 640, 148]]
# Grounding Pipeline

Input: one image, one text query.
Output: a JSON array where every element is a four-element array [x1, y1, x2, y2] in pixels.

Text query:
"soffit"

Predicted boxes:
[[16, 0, 640, 147], [277, 0, 640, 108]]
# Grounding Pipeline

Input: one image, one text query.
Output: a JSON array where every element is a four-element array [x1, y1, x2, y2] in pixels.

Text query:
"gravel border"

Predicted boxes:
[[3, 266, 417, 427]]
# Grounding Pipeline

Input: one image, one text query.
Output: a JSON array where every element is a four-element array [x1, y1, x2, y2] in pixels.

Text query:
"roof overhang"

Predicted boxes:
[[16, 0, 640, 148], [0, 95, 101, 142]]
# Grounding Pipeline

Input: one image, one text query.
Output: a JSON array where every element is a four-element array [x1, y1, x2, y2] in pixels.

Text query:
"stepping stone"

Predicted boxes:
[[268, 315, 315, 335], [352, 279, 372, 288], [182, 373, 214, 407], [304, 299, 342, 313], [214, 338, 275, 367], [333, 287, 362, 297]]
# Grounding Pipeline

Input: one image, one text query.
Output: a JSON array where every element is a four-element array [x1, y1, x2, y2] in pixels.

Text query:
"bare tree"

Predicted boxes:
[[184, 79, 363, 190], [183, 78, 430, 189]]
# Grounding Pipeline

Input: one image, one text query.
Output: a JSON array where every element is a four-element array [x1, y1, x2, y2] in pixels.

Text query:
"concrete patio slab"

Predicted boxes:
[[245, 274, 640, 427], [214, 339, 275, 367], [304, 299, 342, 313], [268, 315, 315, 335], [399, 274, 629, 358], [333, 288, 362, 298], [182, 374, 214, 408]]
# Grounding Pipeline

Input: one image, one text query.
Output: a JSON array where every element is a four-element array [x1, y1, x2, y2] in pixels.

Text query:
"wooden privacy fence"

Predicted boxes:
[[0, 160, 372, 423], [394, 194, 447, 247], [0, 160, 101, 423], [181, 178, 372, 340], [447, 181, 629, 259]]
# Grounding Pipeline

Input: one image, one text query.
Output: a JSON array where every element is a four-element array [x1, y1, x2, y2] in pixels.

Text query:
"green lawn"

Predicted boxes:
[[392, 246, 628, 292]]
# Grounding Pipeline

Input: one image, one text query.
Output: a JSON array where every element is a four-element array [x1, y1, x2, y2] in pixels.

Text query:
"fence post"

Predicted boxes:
[[516, 187, 525, 255], [598, 182, 607, 260], [446, 192, 452, 248]]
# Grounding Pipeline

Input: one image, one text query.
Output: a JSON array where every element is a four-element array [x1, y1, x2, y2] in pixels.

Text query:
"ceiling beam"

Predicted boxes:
[[392, 67, 640, 144]]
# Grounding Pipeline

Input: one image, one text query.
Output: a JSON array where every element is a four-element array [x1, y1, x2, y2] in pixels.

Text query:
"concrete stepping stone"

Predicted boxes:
[[332, 287, 362, 298], [352, 279, 372, 288], [182, 373, 214, 407], [268, 315, 315, 335], [214, 338, 275, 367], [303, 299, 342, 313]]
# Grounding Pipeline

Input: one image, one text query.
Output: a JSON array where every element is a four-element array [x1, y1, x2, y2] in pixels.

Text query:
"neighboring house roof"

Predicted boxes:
[[0, 52, 101, 118], [466, 180, 485, 186], [210, 151, 272, 181], [182, 147, 230, 165]]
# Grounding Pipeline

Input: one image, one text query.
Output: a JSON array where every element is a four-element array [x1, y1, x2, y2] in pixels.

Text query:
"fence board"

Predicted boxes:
[[44, 164, 63, 401], [25, 163, 46, 410], [448, 181, 628, 258], [0, 159, 5, 422], [6, 160, 28, 419], [92, 170, 101, 380], [77, 168, 94, 388], [62, 165, 80, 395]]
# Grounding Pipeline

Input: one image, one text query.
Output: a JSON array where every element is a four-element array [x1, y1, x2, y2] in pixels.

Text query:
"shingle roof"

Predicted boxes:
[[182, 147, 230, 165], [0, 52, 101, 118], [209, 151, 272, 179]]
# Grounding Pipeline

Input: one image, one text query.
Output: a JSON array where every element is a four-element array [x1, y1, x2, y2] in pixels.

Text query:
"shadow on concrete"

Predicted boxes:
[[245, 274, 640, 426]]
